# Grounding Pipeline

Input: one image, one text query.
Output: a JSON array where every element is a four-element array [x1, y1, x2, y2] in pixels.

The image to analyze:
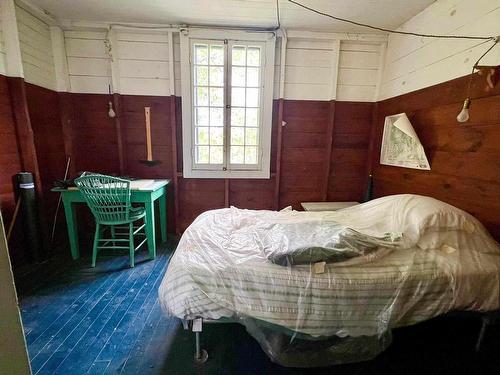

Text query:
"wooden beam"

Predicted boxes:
[[170, 97, 179, 234], [1, 0, 24, 78], [113, 93, 125, 175], [7, 77, 42, 194], [273, 99, 284, 210], [286, 30, 388, 43], [107, 28, 121, 94], [322, 101, 336, 201], [58, 92, 76, 177], [224, 179, 230, 208], [167, 31, 180, 234], [373, 42, 387, 102], [50, 26, 71, 92], [329, 40, 341, 100], [273, 34, 287, 210]]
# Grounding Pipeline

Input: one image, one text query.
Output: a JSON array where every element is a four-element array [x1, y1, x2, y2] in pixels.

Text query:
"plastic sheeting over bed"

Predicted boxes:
[[159, 194, 500, 367]]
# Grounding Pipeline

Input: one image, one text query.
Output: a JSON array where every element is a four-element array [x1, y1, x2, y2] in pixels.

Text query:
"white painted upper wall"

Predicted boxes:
[[0, 11, 7, 75], [1, 0, 389, 101], [15, 2, 56, 90], [378, 0, 500, 100], [64, 28, 386, 101]]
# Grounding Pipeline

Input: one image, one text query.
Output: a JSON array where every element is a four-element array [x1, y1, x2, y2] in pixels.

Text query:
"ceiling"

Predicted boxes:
[[26, 0, 436, 33]]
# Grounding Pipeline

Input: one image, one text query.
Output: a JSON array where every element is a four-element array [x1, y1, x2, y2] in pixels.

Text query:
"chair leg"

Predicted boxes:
[[92, 223, 100, 268], [111, 225, 116, 247], [129, 222, 135, 268]]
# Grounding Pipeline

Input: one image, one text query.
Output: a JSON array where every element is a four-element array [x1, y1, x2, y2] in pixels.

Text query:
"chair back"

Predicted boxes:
[[74, 173, 132, 224]]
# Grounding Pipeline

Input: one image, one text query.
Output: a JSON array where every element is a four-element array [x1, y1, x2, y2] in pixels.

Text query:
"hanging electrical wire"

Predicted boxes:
[[287, 0, 496, 41], [276, 0, 281, 29]]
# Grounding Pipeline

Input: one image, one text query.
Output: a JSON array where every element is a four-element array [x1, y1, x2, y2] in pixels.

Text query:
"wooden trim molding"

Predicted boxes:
[[113, 93, 126, 175], [7, 77, 42, 194], [322, 100, 336, 201], [273, 98, 284, 210]]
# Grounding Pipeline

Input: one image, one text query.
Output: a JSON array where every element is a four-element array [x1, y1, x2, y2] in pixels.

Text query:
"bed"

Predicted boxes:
[[158, 194, 500, 367]]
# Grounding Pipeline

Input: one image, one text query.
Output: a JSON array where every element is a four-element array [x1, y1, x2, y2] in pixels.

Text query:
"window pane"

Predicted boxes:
[[245, 108, 259, 127], [196, 146, 209, 163], [209, 87, 224, 106], [210, 45, 224, 65], [210, 127, 224, 145], [246, 67, 259, 87], [195, 107, 209, 126], [246, 88, 259, 107], [195, 87, 208, 106], [245, 146, 258, 164], [230, 146, 244, 164], [196, 127, 209, 145], [210, 107, 223, 126], [194, 45, 208, 64], [247, 47, 260, 66], [232, 88, 245, 107], [232, 67, 245, 87], [231, 108, 245, 126], [231, 127, 244, 145], [210, 146, 223, 164], [209, 66, 224, 86], [195, 66, 208, 85], [232, 46, 246, 66], [245, 128, 258, 145]]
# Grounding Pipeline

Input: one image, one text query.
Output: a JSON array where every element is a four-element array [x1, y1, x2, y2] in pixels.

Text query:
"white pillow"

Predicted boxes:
[[381, 194, 495, 252]]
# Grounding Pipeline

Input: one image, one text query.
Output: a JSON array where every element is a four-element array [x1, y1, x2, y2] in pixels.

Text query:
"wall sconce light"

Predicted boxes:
[[456, 98, 470, 123], [457, 37, 499, 123], [108, 101, 116, 118], [107, 84, 116, 118]]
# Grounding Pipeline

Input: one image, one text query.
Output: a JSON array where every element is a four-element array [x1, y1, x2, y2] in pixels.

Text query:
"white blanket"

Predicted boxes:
[[159, 195, 500, 338]]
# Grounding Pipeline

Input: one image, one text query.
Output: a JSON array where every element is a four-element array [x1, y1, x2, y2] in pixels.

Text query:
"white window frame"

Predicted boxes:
[[180, 29, 276, 179]]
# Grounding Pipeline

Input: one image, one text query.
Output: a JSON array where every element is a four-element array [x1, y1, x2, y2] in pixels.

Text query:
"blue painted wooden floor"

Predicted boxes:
[[19, 242, 182, 375], [19, 240, 500, 375]]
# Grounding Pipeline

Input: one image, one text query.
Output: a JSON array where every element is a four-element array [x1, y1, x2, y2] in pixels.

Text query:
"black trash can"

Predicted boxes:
[[16, 172, 42, 262]]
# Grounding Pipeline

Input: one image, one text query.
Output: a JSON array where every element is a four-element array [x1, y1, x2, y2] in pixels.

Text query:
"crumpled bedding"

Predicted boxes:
[[260, 221, 402, 266], [158, 194, 500, 366]]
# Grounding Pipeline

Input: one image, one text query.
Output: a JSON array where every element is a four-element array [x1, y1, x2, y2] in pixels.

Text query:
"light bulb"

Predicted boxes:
[[108, 101, 116, 118], [456, 98, 470, 123]]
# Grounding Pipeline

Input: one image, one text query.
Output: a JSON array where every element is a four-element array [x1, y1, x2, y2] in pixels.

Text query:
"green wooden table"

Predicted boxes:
[[52, 179, 170, 260]]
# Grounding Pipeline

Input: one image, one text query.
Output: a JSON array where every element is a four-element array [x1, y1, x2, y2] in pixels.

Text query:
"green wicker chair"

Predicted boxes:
[[74, 173, 148, 268]]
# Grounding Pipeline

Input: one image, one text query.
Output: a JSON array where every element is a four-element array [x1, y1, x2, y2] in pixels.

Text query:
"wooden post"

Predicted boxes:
[[114, 93, 125, 175], [58, 93, 77, 177], [273, 99, 284, 210], [170, 97, 180, 234], [168, 31, 180, 234], [224, 179, 230, 208], [322, 101, 336, 201], [7, 77, 42, 196]]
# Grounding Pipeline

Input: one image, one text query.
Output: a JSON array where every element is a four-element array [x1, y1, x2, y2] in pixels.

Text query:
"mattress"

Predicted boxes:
[[159, 195, 500, 339]]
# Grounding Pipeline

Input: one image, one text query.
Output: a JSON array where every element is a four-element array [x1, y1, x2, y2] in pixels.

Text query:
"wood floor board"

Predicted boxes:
[[26, 259, 129, 360], [23, 256, 126, 345], [116, 300, 165, 373], [58, 251, 169, 374], [30, 255, 147, 373], [100, 255, 169, 373]]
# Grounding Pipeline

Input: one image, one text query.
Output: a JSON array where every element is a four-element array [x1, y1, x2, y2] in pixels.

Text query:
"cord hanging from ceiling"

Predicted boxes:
[[287, 0, 496, 41]]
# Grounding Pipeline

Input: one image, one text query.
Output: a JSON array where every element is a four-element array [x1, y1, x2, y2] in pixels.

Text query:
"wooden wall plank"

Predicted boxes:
[[0, 75, 22, 234], [372, 73, 500, 240]]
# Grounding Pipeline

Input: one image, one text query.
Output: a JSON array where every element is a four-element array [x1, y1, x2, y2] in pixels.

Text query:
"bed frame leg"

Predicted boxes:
[[475, 315, 490, 352], [193, 319, 208, 364]]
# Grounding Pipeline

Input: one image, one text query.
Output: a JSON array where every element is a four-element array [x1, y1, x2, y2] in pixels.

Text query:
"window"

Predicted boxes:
[[180, 30, 276, 178]]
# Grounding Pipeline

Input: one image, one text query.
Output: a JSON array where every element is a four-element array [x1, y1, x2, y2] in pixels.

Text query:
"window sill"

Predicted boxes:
[[182, 169, 271, 179]]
